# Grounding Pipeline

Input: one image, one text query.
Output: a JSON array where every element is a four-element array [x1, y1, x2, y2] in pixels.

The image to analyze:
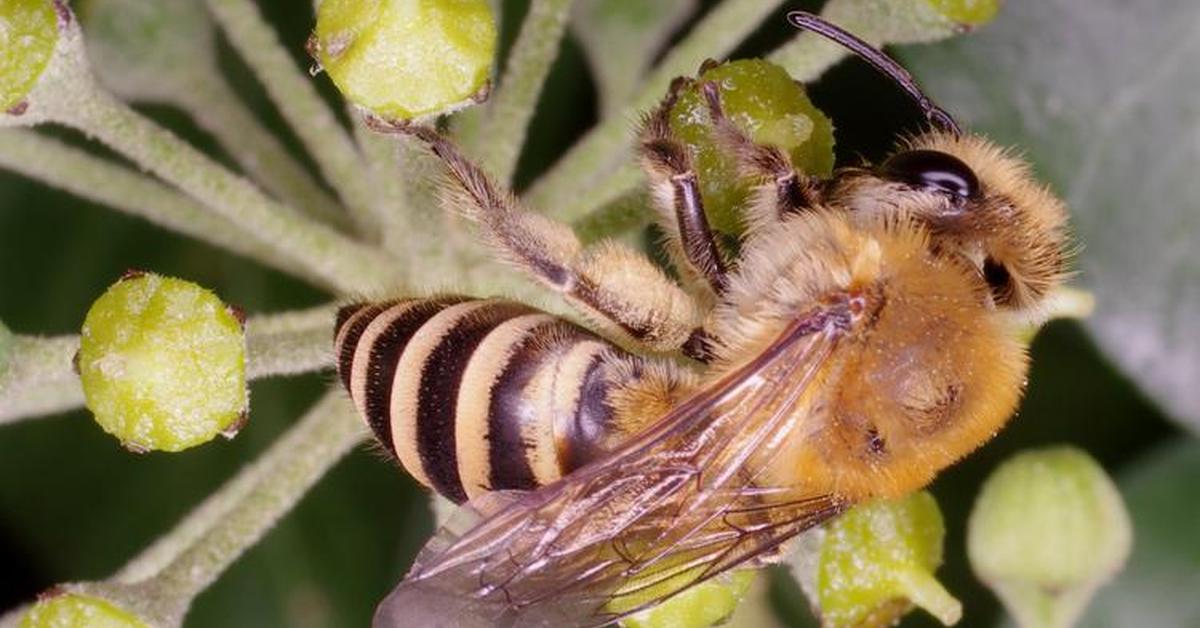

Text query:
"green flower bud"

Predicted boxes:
[[312, 0, 496, 121], [925, 0, 1000, 27], [77, 271, 248, 453], [76, 0, 213, 101], [669, 59, 835, 239], [0, 0, 60, 113], [20, 591, 149, 628], [818, 492, 961, 627], [620, 570, 756, 628], [968, 447, 1132, 628]]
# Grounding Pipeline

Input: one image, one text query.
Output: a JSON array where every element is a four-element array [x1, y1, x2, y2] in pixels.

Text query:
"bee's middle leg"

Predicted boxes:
[[699, 81, 820, 236], [638, 77, 731, 297]]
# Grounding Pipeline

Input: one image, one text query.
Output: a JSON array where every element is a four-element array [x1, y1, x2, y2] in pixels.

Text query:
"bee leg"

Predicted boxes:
[[638, 78, 730, 296], [382, 121, 704, 353], [700, 81, 819, 235]]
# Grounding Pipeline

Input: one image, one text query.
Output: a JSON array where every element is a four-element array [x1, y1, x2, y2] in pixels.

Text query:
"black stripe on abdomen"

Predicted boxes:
[[360, 298, 465, 451], [416, 302, 534, 502], [484, 322, 566, 491]]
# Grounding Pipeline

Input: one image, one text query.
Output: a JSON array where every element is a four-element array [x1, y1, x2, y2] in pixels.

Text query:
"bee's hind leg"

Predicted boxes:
[[380, 121, 704, 354], [699, 81, 820, 236]]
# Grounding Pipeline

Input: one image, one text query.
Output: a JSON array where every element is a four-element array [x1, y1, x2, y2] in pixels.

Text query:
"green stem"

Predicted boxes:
[[245, 303, 336, 379], [0, 335, 81, 424], [350, 113, 418, 256], [127, 392, 365, 624], [525, 0, 785, 219], [767, 0, 958, 80], [204, 0, 380, 236], [459, 0, 577, 183], [183, 69, 349, 229], [0, 305, 338, 424], [45, 81, 396, 294], [0, 129, 307, 280]]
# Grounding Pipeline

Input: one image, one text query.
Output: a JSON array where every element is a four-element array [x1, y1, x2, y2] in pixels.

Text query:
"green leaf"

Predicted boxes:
[[571, 0, 695, 117], [903, 0, 1200, 433], [1075, 441, 1200, 627]]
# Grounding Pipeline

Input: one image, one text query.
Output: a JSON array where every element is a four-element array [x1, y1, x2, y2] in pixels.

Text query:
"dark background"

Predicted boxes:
[[0, 1, 1182, 626]]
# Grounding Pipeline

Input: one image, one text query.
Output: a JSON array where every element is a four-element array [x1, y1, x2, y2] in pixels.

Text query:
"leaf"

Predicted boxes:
[[902, 0, 1200, 432], [570, 0, 696, 117]]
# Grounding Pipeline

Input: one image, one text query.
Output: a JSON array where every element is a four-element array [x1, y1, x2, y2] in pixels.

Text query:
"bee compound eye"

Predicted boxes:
[[881, 149, 980, 201]]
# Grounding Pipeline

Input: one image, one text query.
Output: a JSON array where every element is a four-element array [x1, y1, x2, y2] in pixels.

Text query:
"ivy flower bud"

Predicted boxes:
[[817, 492, 962, 627], [0, 0, 60, 113], [312, 0, 496, 121], [620, 570, 755, 628], [20, 591, 148, 628], [77, 271, 248, 453], [669, 59, 835, 239], [968, 447, 1132, 628]]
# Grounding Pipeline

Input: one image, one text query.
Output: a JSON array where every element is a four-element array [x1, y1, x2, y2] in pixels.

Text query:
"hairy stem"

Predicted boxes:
[[525, 0, 785, 218], [0, 335, 81, 424], [47, 83, 396, 293], [184, 69, 349, 229], [204, 0, 380, 236], [0, 129, 308, 280], [245, 303, 336, 379], [0, 305, 338, 424], [122, 392, 365, 624], [459, 0, 577, 183]]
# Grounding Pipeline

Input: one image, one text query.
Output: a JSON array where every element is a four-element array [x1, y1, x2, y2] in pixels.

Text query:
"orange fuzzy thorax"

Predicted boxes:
[[709, 211, 1027, 501]]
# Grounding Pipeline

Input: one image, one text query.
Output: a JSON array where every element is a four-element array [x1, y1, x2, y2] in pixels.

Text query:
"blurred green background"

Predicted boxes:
[[1, 0, 1197, 626]]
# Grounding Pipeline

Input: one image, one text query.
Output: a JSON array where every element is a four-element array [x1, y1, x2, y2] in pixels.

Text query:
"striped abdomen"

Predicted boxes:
[[335, 297, 667, 503]]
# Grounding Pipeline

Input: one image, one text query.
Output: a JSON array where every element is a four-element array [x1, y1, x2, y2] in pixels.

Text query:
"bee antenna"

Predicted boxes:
[[786, 11, 962, 136]]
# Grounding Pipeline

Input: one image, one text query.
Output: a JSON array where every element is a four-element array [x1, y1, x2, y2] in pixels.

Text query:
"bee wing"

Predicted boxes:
[[375, 308, 853, 628]]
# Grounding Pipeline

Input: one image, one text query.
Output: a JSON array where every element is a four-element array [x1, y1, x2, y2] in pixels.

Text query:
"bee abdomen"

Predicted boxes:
[[335, 297, 642, 503]]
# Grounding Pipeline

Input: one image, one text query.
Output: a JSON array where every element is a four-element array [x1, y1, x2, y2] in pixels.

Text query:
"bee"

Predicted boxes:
[[337, 11, 1070, 627]]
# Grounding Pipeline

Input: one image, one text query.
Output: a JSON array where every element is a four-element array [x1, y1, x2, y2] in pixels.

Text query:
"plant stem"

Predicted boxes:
[[350, 113, 417, 256], [47, 83, 397, 294], [204, 0, 380, 236], [245, 303, 336, 379], [525, 0, 785, 218], [128, 392, 365, 624], [459, 0, 577, 183], [0, 129, 307, 280], [0, 305, 339, 424], [766, 0, 958, 80], [184, 69, 349, 229], [0, 335, 81, 424]]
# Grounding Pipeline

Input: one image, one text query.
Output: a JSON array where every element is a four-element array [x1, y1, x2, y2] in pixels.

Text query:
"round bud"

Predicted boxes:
[[818, 492, 962, 627], [20, 591, 148, 628], [77, 0, 214, 101], [619, 570, 755, 628], [669, 59, 835, 238], [968, 447, 1131, 628], [77, 272, 248, 453], [0, 0, 60, 112], [313, 0, 496, 121], [925, 0, 1000, 27]]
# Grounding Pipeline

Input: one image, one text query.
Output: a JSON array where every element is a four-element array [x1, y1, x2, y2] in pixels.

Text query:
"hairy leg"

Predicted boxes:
[[700, 81, 819, 237], [373, 119, 704, 353], [637, 75, 730, 296]]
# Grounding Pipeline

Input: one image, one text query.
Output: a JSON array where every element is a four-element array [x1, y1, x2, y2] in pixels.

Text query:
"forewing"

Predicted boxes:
[[374, 309, 852, 628]]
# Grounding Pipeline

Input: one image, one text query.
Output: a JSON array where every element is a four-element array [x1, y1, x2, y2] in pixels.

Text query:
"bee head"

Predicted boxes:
[[787, 10, 1072, 314], [875, 132, 1072, 313]]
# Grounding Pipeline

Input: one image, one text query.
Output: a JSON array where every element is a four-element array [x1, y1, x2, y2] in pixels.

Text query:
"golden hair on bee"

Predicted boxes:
[[353, 12, 1074, 628]]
